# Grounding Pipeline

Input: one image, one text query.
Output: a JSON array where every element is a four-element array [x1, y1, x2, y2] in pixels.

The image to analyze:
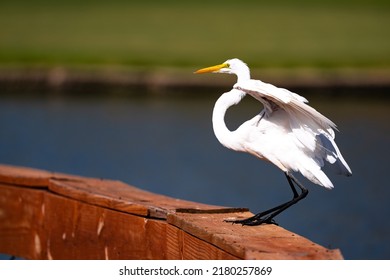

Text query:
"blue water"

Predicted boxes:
[[0, 90, 389, 259]]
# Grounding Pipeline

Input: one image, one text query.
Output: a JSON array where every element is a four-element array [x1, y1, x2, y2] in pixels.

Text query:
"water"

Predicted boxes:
[[0, 89, 389, 259]]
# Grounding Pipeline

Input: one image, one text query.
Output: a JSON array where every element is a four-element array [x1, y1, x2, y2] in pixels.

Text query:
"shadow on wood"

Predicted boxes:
[[0, 164, 342, 260]]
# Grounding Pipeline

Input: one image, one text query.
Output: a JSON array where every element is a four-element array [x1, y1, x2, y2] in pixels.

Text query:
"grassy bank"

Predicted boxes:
[[0, 0, 389, 70]]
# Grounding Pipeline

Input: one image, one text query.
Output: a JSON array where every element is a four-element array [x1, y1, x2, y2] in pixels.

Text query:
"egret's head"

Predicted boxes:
[[194, 58, 250, 81]]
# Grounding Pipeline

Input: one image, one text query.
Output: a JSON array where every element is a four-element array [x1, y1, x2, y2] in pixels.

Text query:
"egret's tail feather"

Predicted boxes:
[[300, 166, 334, 189], [316, 132, 352, 177]]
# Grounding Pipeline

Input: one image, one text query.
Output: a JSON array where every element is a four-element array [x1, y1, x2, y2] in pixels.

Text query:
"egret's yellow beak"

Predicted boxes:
[[194, 63, 229, 74]]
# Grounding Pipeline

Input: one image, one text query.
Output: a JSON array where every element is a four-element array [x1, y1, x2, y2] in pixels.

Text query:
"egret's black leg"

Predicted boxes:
[[226, 172, 308, 226]]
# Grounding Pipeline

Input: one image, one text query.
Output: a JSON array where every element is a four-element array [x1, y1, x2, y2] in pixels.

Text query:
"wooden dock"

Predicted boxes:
[[0, 164, 342, 260]]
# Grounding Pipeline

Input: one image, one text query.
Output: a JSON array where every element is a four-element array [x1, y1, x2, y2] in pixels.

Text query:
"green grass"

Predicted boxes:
[[0, 0, 389, 69]]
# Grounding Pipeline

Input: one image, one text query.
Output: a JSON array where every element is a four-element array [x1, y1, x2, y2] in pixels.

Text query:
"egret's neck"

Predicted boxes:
[[236, 67, 251, 83], [212, 89, 246, 151]]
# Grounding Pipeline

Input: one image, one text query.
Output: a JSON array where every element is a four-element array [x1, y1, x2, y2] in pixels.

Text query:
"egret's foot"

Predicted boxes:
[[224, 215, 278, 226], [224, 173, 309, 227]]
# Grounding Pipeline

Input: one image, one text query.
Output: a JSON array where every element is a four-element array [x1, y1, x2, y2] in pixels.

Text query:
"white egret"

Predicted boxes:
[[195, 58, 352, 226]]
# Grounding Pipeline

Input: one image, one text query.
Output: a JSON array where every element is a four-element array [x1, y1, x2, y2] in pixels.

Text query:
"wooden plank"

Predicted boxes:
[[0, 164, 246, 219], [164, 224, 238, 260], [168, 212, 343, 260], [0, 183, 238, 259], [42, 192, 151, 259], [0, 164, 54, 187], [0, 164, 344, 259], [48, 178, 245, 219], [0, 183, 45, 259]]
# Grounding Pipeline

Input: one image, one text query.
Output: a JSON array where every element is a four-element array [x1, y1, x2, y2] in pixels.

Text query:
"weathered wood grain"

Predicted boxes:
[[168, 212, 342, 260], [0, 164, 343, 259], [0, 183, 238, 259]]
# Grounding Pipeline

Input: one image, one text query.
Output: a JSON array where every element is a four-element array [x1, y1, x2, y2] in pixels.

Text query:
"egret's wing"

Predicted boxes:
[[234, 79, 336, 135], [236, 79, 308, 104], [235, 79, 352, 176]]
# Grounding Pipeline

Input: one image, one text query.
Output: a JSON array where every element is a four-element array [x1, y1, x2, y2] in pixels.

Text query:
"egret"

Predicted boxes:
[[195, 58, 352, 226]]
